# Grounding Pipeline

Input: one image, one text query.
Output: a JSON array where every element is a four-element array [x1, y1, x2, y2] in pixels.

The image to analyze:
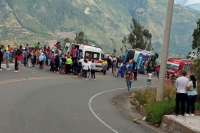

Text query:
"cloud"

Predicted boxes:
[[184, 0, 200, 5]]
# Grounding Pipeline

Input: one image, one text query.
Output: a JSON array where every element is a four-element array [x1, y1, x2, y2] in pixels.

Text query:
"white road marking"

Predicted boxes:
[[88, 85, 155, 133], [88, 88, 125, 133]]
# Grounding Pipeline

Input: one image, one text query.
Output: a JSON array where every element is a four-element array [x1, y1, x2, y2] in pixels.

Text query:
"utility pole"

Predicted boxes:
[[157, 0, 174, 101]]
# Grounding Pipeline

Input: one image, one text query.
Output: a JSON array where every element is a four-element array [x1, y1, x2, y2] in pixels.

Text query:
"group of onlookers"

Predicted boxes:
[[0, 44, 99, 80], [0, 45, 23, 72]]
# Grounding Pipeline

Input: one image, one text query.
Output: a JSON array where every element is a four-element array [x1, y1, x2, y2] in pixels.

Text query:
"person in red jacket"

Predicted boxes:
[[14, 48, 22, 72]]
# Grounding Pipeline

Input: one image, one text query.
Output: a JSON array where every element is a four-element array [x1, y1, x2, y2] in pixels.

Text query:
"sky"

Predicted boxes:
[[175, 0, 200, 5], [185, 0, 200, 5]]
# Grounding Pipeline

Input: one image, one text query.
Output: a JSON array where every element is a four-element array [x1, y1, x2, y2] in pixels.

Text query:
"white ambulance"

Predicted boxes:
[[68, 43, 105, 71]]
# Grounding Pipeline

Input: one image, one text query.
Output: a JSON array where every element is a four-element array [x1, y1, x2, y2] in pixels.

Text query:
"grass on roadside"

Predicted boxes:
[[144, 99, 175, 124], [130, 80, 199, 125]]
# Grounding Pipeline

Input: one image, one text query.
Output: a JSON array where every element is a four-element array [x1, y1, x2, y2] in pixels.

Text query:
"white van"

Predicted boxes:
[[68, 43, 104, 71]]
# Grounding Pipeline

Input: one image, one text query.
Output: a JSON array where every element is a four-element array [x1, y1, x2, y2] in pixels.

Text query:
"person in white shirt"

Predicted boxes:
[[175, 71, 189, 116], [87, 59, 92, 79], [90, 60, 96, 79], [82, 59, 89, 78]]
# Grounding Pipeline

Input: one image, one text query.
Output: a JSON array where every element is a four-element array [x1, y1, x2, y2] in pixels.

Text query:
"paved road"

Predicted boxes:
[[0, 67, 156, 133]]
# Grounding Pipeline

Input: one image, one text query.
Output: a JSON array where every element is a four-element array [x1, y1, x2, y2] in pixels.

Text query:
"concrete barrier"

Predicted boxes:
[[161, 115, 200, 133]]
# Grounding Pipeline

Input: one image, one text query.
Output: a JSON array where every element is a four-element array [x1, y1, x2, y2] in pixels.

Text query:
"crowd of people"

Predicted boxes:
[[0, 44, 157, 85], [0, 44, 99, 79]]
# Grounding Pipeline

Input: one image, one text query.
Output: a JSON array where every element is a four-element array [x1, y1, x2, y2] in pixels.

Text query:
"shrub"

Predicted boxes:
[[163, 80, 176, 100], [130, 80, 176, 125], [196, 102, 200, 110], [197, 81, 200, 101], [133, 88, 156, 106], [144, 100, 175, 124], [193, 59, 200, 80], [132, 80, 176, 106]]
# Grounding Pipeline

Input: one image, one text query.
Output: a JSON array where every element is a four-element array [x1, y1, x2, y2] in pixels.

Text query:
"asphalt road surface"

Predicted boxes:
[[0, 67, 156, 133]]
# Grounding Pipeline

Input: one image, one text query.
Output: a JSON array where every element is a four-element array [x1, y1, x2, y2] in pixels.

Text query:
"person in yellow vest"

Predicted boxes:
[[65, 55, 73, 74], [102, 60, 108, 75]]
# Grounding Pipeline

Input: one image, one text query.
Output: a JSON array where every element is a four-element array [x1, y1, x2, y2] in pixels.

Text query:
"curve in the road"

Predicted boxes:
[[88, 88, 125, 133], [88, 85, 154, 133]]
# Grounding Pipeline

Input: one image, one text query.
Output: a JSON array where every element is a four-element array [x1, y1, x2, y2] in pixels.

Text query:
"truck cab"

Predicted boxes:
[[166, 58, 192, 79]]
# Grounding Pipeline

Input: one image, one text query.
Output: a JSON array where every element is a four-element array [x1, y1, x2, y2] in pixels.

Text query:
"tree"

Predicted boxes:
[[64, 38, 71, 43], [143, 29, 152, 50], [193, 59, 200, 80], [124, 18, 152, 50], [75, 31, 85, 44], [192, 19, 200, 80], [192, 19, 200, 49]]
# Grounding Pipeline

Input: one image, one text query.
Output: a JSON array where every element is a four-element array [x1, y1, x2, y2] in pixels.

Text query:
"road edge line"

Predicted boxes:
[[88, 88, 125, 133]]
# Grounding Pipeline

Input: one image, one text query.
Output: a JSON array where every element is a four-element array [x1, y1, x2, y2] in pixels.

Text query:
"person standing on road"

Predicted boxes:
[[39, 52, 46, 69], [50, 52, 55, 72], [112, 60, 117, 77], [65, 55, 73, 74], [90, 60, 96, 80], [175, 71, 189, 116], [31, 50, 36, 67], [23, 48, 28, 67], [54, 52, 60, 72], [14, 48, 21, 72], [87, 59, 92, 79], [132, 60, 138, 81], [0, 47, 3, 71], [125, 60, 134, 92], [77, 62, 82, 78], [4, 49, 10, 70], [82, 59, 89, 79], [186, 75, 198, 116]]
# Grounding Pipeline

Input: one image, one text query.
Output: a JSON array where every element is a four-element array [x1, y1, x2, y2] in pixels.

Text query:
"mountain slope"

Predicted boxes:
[[142, 0, 200, 56], [0, 0, 200, 56]]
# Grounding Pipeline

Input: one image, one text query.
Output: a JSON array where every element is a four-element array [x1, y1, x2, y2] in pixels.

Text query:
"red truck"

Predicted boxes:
[[166, 58, 192, 79]]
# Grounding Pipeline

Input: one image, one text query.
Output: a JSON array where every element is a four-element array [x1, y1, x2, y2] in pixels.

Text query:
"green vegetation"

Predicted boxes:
[[130, 82, 175, 125], [191, 19, 200, 80], [145, 100, 175, 124], [122, 18, 152, 50], [75, 32, 85, 44], [193, 60, 200, 80], [192, 19, 200, 49]]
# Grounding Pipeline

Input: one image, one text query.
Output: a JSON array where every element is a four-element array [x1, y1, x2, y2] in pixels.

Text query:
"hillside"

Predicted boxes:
[[0, 0, 200, 56]]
